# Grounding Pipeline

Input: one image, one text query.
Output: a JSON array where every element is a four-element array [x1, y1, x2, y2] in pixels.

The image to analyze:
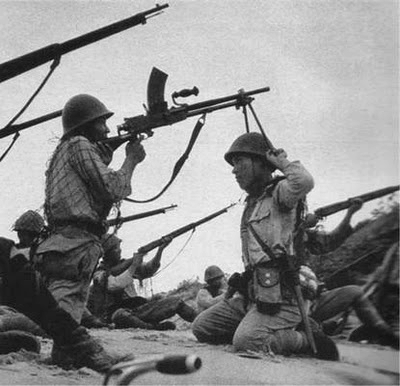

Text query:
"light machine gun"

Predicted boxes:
[[0, 68, 269, 202], [0, 67, 269, 141], [101, 67, 270, 147]]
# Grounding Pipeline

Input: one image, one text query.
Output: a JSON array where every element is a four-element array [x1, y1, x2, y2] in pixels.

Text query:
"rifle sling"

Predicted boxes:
[[125, 114, 206, 203]]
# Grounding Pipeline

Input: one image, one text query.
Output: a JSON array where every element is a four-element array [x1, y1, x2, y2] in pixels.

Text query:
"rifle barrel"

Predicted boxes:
[[107, 204, 177, 226], [315, 185, 399, 218], [0, 110, 62, 139], [137, 203, 236, 254], [0, 4, 168, 83]]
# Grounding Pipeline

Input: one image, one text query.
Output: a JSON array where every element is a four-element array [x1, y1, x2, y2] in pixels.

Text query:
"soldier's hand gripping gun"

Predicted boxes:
[[109, 203, 236, 276], [101, 67, 270, 148]]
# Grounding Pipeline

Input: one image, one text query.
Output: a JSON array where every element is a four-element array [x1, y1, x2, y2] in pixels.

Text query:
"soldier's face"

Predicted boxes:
[[208, 276, 226, 289], [91, 117, 110, 141], [17, 230, 38, 247], [231, 155, 259, 191]]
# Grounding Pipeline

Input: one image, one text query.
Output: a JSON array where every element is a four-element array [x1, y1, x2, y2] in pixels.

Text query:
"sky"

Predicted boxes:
[[0, 0, 398, 294]]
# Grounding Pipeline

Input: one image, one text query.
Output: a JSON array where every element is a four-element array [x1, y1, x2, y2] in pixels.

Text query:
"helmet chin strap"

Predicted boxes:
[[246, 159, 270, 197]]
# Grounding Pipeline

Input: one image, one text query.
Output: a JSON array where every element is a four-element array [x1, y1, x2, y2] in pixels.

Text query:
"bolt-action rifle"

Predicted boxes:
[[0, 67, 269, 141], [0, 4, 168, 84], [315, 185, 399, 218], [107, 204, 177, 227], [302, 185, 400, 228], [108, 203, 235, 276]]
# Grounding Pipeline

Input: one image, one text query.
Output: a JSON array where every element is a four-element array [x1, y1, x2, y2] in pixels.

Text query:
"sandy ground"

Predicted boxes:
[[0, 327, 398, 386]]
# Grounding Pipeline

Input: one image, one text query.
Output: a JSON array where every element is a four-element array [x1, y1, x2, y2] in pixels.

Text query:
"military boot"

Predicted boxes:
[[296, 318, 339, 361], [51, 326, 125, 373], [153, 321, 176, 331]]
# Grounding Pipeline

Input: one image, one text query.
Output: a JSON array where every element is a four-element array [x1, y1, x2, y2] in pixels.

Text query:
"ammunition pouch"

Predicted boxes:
[[251, 262, 282, 315]]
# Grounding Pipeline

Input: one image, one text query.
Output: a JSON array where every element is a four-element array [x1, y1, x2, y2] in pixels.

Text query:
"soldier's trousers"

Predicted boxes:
[[112, 296, 197, 327], [6, 262, 81, 346], [312, 285, 393, 335], [192, 296, 308, 355]]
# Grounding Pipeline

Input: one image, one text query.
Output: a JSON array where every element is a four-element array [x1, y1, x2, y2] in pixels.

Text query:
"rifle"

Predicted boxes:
[[0, 67, 269, 141], [314, 185, 399, 219], [137, 203, 236, 254], [0, 4, 168, 83], [108, 203, 236, 276], [107, 204, 177, 227]]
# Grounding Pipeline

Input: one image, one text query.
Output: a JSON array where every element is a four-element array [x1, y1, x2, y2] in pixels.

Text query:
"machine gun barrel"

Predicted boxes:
[[137, 203, 236, 254], [107, 204, 177, 227], [185, 86, 270, 112], [102, 85, 270, 146], [314, 185, 399, 218], [0, 4, 168, 83]]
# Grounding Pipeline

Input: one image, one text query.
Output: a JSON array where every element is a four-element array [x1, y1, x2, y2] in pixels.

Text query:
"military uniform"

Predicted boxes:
[[88, 254, 197, 330], [35, 135, 132, 323], [192, 161, 315, 354], [305, 225, 398, 346]]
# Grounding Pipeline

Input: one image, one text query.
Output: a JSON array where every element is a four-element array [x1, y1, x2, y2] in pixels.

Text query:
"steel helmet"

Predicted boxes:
[[204, 265, 224, 282], [13, 211, 45, 233], [62, 94, 114, 136], [224, 132, 272, 167]]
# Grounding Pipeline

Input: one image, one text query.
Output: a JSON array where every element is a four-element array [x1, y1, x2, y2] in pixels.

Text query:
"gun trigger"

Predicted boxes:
[[143, 103, 149, 113]]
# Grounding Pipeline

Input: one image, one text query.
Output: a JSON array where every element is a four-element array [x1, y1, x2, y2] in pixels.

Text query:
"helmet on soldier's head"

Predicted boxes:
[[62, 94, 114, 136], [224, 132, 275, 170], [13, 211, 44, 234], [204, 265, 224, 282]]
